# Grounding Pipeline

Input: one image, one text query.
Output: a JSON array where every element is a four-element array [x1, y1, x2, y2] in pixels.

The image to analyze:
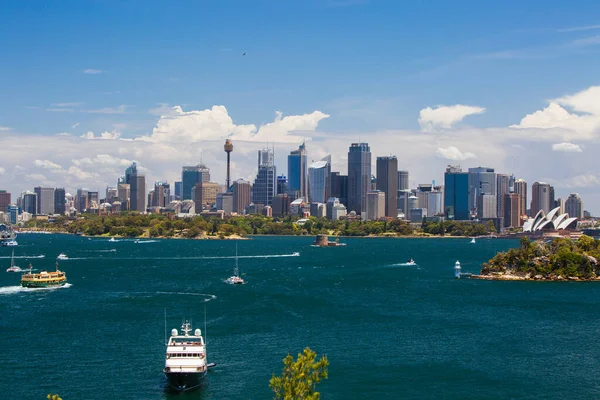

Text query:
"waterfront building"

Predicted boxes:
[[22, 191, 37, 215], [468, 167, 496, 217], [444, 165, 469, 220], [129, 173, 146, 212], [232, 179, 252, 214], [54, 188, 66, 215], [347, 142, 371, 215], [376, 156, 398, 218], [34, 186, 55, 215], [503, 193, 521, 228], [513, 179, 527, 221], [531, 182, 551, 216], [0, 190, 11, 213], [366, 190, 385, 220], [8, 204, 18, 224], [565, 193, 584, 220], [398, 170, 409, 191], [329, 172, 348, 208], [271, 194, 290, 217], [332, 203, 347, 220], [181, 165, 210, 201], [288, 143, 308, 202], [496, 174, 511, 220], [252, 148, 276, 206], [409, 208, 426, 223], [309, 202, 325, 218], [308, 157, 331, 204], [193, 182, 219, 213]]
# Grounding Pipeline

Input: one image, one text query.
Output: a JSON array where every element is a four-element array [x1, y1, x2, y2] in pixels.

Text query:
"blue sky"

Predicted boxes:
[[1, 0, 600, 212]]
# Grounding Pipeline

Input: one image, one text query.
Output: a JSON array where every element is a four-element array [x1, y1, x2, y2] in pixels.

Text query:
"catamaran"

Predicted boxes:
[[6, 250, 21, 272], [225, 242, 244, 285]]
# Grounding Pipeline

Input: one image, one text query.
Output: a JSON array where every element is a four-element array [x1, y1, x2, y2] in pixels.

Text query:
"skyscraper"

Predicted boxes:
[[565, 193, 584, 219], [444, 165, 469, 220], [174, 181, 183, 200], [76, 188, 89, 212], [193, 182, 219, 213], [181, 165, 210, 200], [468, 167, 496, 217], [34, 187, 55, 215], [397, 170, 409, 191], [531, 182, 551, 216], [503, 193, 521, 228], [347, 142, 371, 214], [513, 179, 527, 220], [496, 174, 511, 220], [288, 143, 308, 201], [252, 148, 276, 206], [308, 157, 331, 204], [232, 179, 252, 214], [130, 173, 146, 212], [117, 184, 130, 210], [376, 156, 398, 218], [0, 190, 10, 213], [329, 172, 348, 207], [54, 188, 66, 215], [152, 182, 170, 208], [366, 190, 385, 220], [22, 191, 37, 215]]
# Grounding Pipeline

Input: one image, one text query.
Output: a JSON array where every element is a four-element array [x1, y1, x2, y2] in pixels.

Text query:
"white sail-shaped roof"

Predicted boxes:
[[546, 207, 560, 222], [523, 219, 534, 232], [557, 217, 578, 230], [552, 213, 568, 229]]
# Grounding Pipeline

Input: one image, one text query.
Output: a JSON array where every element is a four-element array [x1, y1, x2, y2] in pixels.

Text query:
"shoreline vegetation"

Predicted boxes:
[[16, 213, 498, 240], [474, 236, 600, 281]]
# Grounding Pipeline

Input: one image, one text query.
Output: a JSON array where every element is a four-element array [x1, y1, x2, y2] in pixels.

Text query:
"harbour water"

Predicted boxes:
[[2, 234, 600, 399]]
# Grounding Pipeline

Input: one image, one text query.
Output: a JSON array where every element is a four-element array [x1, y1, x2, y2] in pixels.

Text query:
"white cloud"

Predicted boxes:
[[34, 160, 63, 170], [0, 126, 10, 131], [52, 102, 83, 107], [0, 167, 5, 174], [149, 103, 178, 116], [143, 105, 329, 144], [548, 173, 600, 188], [72, 154, 132, 169], [435, 146, 476, 161], [83, 69, 103, 74], [67, 166, 97, 181], [85, 105, 129, 114], [72, 122, 80, 129], [57, 132, 72, 136], [419, 105, 485, 132], [46, 108, 76, 113], [552, 142, 583, 152], [81, 130, 121, 140], [25, 173, 47, 181]]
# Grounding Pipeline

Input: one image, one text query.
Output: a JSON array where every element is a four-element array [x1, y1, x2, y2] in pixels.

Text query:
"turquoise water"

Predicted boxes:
[[2, 234, 600, 400]]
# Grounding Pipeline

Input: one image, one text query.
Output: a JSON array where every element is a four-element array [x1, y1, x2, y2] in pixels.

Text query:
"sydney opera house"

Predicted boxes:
[[522, 207, 578, 232]]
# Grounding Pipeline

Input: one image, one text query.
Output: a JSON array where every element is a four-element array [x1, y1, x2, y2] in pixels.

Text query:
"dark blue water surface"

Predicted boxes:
[[2, 234, 600, 400]]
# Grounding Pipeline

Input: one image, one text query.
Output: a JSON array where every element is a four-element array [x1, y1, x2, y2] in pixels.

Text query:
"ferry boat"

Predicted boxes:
[[20, 262, 67, 288], [164, 321, 207, 392]]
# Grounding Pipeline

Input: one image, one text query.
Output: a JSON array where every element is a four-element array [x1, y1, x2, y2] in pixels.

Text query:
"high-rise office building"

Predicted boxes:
[[54, 188, 66, 215], [117, 184, 130, 210], [477, 194, 497, 219], [277, 175, 288, 196], [22, 191, 37, 215], [427, 191, 444, 216], [193, 182, 219, 213], [366, 190, 385, 220], [252, 149, 276, 206], [87, 191, 99, 208], [130, 173, 146, 212], [272, 194, 290, 217], [347, 142, 371, 215], [531, 182, 551, 216], [288, 143, 308, 201], [34, 187, 55, 215], [174, 181, 183, 200], [125, 162, 137, 185], [76, 188, 89, 212], [0, 190, 11, 213], [308, 157, 331, 204], [565, 193, 584, 219], [376, 156, 398, 218], [181, 165, 210, 200], [503, 193, 521, 228], [330, 172, 348, 207], [496, 174, 511, 219], [232, 179, 252, 214], [444, 165, 469, 220], [513, 179, 527, 220], [468, 167, 496, 217], [150, 181, 170, 208], [398, 170, 409, 191]]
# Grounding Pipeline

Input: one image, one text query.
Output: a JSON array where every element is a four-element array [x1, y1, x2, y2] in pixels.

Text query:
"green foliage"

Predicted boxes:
[[270, 348, 329, 400], [47, 395, 62, 400], [482, 235, 600, 279], [422, 220, 494, 237]]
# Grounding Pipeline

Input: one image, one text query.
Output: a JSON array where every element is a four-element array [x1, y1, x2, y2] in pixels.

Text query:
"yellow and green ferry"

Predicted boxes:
[[20, 263, 67, 288]]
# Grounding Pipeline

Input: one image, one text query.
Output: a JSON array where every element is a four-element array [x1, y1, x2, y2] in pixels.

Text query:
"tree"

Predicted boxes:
[[47, 395, 62, 400], [270, 347, 329, 400]]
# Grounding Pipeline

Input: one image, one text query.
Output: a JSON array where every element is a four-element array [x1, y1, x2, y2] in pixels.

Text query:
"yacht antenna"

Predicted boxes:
[[204, 303, 207, 345], [164, 308, 167, 345], [235, 241, 239, 276]]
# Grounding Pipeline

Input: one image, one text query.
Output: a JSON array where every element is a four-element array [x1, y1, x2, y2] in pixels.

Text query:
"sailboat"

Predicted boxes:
[[470, 237, 476, 244], [225, 242, 244, 285], [6, 250, 21, 272]]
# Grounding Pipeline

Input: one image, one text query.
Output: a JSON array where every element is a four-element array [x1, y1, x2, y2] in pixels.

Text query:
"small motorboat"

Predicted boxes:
[[403, 258, 417, 266], [57, 253, 68, 260], [1, 240, 18, 247], [292, 252, 300, 256], [470, 238, 476, 244]]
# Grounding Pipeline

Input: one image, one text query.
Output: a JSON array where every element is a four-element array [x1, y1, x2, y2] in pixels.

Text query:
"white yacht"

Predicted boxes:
[[164, 321, 207, 392], [2, 239, 18, 247], [6, 250, 21, 272], [226, 243, 244, 285], [57, 253, 68, 260]]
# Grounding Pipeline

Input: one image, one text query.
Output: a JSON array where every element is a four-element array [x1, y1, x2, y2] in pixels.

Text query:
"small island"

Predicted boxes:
[[474, 236, 600, 281]]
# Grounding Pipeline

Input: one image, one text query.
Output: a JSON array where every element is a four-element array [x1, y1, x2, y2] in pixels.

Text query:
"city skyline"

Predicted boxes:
[[1, 1, 600, 213]]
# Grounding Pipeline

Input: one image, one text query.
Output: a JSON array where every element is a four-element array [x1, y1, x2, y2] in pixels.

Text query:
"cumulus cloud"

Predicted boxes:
[[0, 126, 11, 131], [72, 122, 80, 129], [25, 173, 47, 181], [511, 85, 600, 140], [72, 154, 132, 169], [0, 167, 5, 174], [435, 146, 476, 161], [83, 69, 103, 74], [81, 130, 121, 140], [34, 160, 63, 170], [548, 173, 600, 188], [143, 105, 330, 144], [552, 142, 583, 152], [419, 105, 485, 132]]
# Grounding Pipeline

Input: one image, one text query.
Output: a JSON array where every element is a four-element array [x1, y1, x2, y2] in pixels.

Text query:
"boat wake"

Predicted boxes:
[[0, 283, 72, 295], [134, 240, 159, 244], [0, 255, 45, 259], [200, 252, 300, 260], [388, 262, 419, 267]]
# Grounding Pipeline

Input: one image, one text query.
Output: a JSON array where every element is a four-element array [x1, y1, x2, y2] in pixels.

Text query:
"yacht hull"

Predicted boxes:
[[165, 371, 206, 392]]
